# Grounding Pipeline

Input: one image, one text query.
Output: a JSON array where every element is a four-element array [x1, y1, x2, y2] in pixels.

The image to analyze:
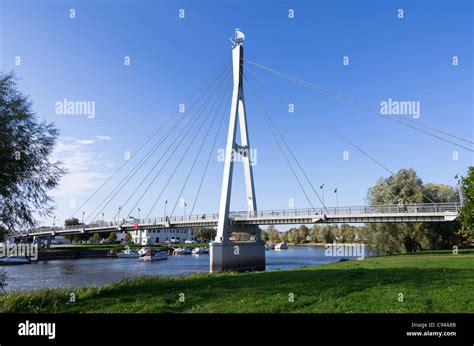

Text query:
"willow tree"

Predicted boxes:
[[0, 72, 65, 231], [367, 168, 427, 254], [422, 183, 460, 249], [459, 167, 474, 239], [366, 168, 464, 254]]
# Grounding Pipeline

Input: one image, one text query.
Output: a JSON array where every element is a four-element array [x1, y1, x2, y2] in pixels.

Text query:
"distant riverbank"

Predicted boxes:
[[1, 248, 473, 313]]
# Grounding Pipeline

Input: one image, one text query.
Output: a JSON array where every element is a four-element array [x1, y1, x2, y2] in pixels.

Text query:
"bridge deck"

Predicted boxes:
[[18, 203, 460, 238]]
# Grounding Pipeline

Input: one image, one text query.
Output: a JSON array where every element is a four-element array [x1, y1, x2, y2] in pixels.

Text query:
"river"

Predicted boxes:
[[2, 246, 370, 292]]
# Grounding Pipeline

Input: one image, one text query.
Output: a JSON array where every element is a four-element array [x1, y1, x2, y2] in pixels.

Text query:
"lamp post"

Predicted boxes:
[[82, 211, 85, 225], [118, 206, 122, 223], [320, 184, 325, 206], [184, 202, 187, 217], [102, 212, 105, 224], [164, 200, 168, 219], [334, 187, 339, 210], [454, 174, 464, 204], [137, 208, 141, 222]]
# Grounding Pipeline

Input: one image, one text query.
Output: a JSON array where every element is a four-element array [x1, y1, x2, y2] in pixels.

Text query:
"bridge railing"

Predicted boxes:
[[122, 213, 220, 227], [231, 202, 461, 219], [21, 203, 460, 236]]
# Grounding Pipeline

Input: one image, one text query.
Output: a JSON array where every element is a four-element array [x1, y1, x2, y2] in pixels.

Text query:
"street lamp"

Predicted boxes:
[[164, 200, 168, 219], [454, 174, 464, 204], [137, 208, 141, 222], [102, 212, 105, 224], [82, 211, 85, 225], [320, 184, 325, 206], [334, 188, 339, 209], [184, 202, 188, 217], [118, 206, 122, 222]]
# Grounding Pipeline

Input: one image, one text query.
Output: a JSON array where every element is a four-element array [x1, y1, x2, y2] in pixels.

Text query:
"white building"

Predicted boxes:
[[131, 228, 194, 245]]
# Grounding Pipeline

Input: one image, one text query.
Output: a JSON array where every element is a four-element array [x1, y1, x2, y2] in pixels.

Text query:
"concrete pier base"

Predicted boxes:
[[210, 239, 266, 272]]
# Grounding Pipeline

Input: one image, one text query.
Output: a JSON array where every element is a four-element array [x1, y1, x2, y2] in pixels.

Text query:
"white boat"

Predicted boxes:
[[140, 250, 168, 261], [265, 244, 275, 250], [116, 249, 140, 258], [173, 247, 192, 255], [275, 242, 289, 250], [138, 247, 152, 256], [0, 255, 31, 265], [191, 247, 206, 255]]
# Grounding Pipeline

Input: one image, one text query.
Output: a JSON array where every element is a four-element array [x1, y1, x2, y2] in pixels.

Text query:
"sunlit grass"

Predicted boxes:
[[1, 249, 473, 313]]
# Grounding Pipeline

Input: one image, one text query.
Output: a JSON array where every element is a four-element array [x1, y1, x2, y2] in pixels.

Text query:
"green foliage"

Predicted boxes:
[[459, 167, 474, 237], [230, 232, 250, 241], [64, 217, 80, 226], [322, 227, 335, 243], [286, 228, 299, 244], [0, 226, 7, 242], [422, 183, 458, 203], [0, 72, 65, 231], [298, 225, 309, 243], [267, 225, 280, 243], [368, 168, 423, 205], [309, 225, 320, 243], [279, 224, 363, 244], [73, 233, 89, 242], [92, 233, 100, 243], [367, 168, 464, 254], [124, 232, 132, 243], [108, 232, 117, 242], [194, 227, 215, 241]]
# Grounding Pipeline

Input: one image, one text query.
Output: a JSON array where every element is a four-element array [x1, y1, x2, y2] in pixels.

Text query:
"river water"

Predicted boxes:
[[2, 246, 370, 292]]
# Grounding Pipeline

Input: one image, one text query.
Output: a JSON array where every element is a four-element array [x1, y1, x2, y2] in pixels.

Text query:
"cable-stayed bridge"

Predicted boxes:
[[16, 29, 469, 272], [22, 203, 460, 238]]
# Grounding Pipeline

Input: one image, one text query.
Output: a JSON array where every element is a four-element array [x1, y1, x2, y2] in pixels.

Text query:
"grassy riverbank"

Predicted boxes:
[[1, 249, 473, 313]]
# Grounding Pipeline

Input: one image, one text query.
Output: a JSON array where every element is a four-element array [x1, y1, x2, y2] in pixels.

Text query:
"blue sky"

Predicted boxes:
[[1, 0, 472, 226]]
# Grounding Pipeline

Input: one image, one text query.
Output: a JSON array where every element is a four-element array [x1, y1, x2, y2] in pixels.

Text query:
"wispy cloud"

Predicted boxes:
[[52, 137, 113, 197], [75, 139, 96, 145], [96, 135, 112, 141], [73, 136, 112, 145]]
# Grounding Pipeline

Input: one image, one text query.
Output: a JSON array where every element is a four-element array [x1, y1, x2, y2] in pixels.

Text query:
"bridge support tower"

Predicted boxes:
[[210, 29, 265, 272]]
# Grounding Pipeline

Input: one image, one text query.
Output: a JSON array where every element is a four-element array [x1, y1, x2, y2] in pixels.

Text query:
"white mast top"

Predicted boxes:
[[230, 28, 245, 47]]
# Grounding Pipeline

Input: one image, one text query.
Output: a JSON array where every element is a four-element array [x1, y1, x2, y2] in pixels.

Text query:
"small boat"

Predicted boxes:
[[116, 249, 140, 258], [138, 247, 152, 256], [140, 250, 168, 261], [0, 255, 32, 265], [192, 247, 206, 255], [265, 243, 275, 250], [173, 247, 192, 255], [275, 242, 288, 250]]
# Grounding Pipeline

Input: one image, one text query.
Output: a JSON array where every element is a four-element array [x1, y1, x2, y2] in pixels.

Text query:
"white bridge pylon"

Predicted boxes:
[[210, 29, 266, 272], [215, 29, 257, 242]]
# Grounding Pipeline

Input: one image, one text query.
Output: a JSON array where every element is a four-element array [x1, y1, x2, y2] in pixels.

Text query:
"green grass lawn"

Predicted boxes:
[[1, 249, 473, 313]]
